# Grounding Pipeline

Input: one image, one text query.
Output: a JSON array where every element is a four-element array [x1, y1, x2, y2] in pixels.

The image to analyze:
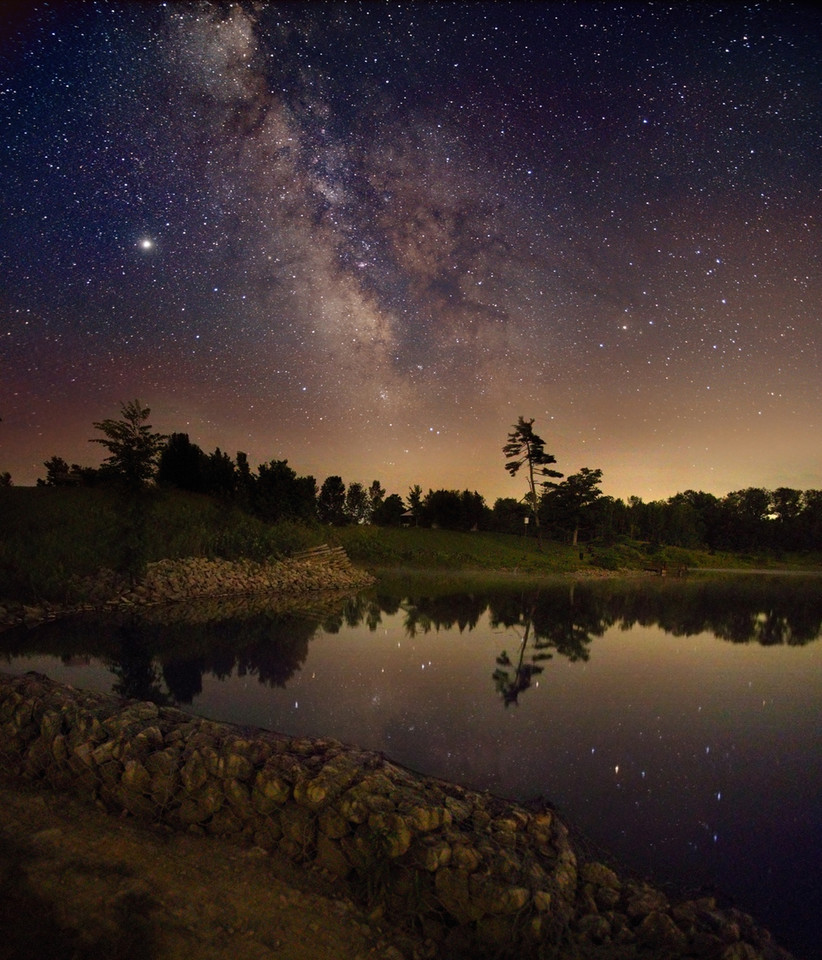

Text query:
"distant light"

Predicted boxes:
[[139, 238, 154, 250]]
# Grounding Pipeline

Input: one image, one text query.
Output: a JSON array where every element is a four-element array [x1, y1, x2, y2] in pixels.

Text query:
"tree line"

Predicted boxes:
[[12, 402, 822, 554]]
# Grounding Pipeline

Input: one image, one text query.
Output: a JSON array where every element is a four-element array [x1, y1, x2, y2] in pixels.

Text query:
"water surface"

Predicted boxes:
[[3, 574, 820, 959]]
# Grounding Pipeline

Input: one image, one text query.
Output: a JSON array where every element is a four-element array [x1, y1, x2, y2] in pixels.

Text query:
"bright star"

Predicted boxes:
[[139, 238, 154, 251]]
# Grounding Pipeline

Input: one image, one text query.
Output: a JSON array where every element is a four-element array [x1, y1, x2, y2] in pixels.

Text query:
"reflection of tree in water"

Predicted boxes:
[[599, 578, 822, 646], [400, 592, 487, 637], [163, 612, 317, 698], [106, 624, 170, 704], [489, 587, 607, 706], [319, 594, 385, 634], [490, 587, 609, 663], [492, 605, 554, 706], [161, 658, 204, 703]]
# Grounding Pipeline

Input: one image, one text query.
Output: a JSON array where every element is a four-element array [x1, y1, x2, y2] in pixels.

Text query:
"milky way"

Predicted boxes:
[[1, 2, 820, 502]]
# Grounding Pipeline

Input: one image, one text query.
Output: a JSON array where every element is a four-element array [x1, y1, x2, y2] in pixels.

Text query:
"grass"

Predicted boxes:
[[0, 486, 323, 603], [1, 486, 819, 604], [329, 525, 582, 573]]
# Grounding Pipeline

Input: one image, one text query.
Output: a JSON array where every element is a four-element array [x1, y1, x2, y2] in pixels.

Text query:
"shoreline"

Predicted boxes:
[[0, 670, 797, 960]]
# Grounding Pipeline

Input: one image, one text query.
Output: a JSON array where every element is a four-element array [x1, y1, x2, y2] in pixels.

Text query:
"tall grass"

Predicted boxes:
[[0, 487, 322, 602]]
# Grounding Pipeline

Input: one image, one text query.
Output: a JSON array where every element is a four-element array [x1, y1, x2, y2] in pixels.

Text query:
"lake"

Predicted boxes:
[[3, 572, 821, 960]]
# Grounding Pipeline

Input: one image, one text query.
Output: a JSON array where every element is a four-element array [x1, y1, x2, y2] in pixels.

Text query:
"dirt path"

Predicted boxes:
[[0, 775, 423, 960]]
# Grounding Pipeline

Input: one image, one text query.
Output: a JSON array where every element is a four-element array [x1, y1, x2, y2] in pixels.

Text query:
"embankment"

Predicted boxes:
[[0, 548, 375, 630]]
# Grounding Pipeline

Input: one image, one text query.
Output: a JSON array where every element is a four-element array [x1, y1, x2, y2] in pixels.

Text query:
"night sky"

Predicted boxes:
[[1, 2, 820, 504]]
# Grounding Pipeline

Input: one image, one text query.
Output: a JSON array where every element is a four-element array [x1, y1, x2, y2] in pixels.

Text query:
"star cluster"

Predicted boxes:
[[1, 2, 819, 501]]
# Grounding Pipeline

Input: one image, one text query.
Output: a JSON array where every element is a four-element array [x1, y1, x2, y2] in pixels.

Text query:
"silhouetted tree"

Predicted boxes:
[[460, 489, 488, 530], [372, 493, 406, 526], [772, 487, 802, 551], [422, 489, 463, 529], [720, 487, 772, 551], [157, 433, 209, 491], [318, 475, 347, 525], [542, 467, 603, 545], [407, 484, 423, 526], [345, 482, 369, 524], [88, 401, 165, 583], [38, 456, 99, 486], [204, 447, 237, 498], [490, 497, 529, 534], [40, 455, 72, 486], [254, 459, 316, 522], [421, 488, 487, 530], [367, 479, 386, 522], [235, 451, 254, 507], [801, 489, 822, 551], [503, 416, 562, 548], [90, 400, 166, 487]]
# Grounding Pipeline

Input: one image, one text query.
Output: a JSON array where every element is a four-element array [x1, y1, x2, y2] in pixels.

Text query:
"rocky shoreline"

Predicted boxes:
[[0, 550, 376, 632], [0, 669, 795, 960]]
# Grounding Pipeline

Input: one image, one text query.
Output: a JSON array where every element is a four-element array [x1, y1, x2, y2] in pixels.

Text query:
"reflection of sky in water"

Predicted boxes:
[[5, 599, 822, 960]]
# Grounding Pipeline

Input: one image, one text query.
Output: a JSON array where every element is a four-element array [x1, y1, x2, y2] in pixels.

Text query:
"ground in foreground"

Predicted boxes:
[[0, 774, 422, 960]]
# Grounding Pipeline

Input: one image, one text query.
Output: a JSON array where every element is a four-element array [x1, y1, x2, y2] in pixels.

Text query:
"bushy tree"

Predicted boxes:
[[542, 467, 603, 546], [720, 487, 772, 551], [90, 400, 166, 487], [345, 482, 369, 524], [421, 488, 488, 531], [372, 493, 406, 526], [254, 459, 316, 522], [87, 401, 165, 584], [235, 451, 254, 508], [367, 479, 386, 522], [204, 447, 237, 498], [407, 485, 423, 526], [38, 456, 99, 487], [490, 497, 529, 534], [157, 433, 209, 491], [40, 455, 73, 486], [318, 475, 347, 525]]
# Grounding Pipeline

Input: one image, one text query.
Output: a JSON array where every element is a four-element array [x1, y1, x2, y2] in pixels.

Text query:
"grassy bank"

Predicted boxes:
[[1, 486, 819, 604], [0, 486, 324, 602], [329, 524, 821, 576]]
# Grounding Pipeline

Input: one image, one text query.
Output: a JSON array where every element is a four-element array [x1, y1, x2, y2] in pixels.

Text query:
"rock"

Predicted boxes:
[[580, 860, 621, 889], [625, 881, 669, 919], [280, 804, 317, 854], [413, 837, 452, 872], [443, 796, 472, 822], [403, 804, 449, 833], [722, 944, 761, 960], [316, 833, 352, 879], [450, 843, 482, 872], [636, 910, 688, 951], [251, 771, 291, 813], [434, 868, 482, 924], [180, 751, 209, 794], [368, 812, 412, 858], [577, 912, 611, 943]]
